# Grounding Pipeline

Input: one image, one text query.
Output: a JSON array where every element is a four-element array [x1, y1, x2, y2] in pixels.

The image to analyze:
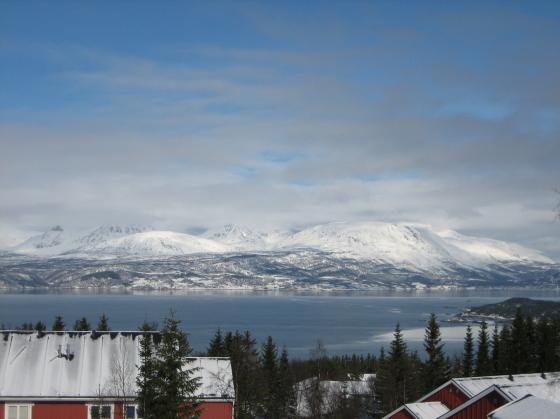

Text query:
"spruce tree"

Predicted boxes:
[[491, 323, 500, 374], [136, 331, 159, 419], [463, 325, 474, 377], [52, 315, 65, 331], [154, 313, 200, 419], [73, 317, 91, 331], [377, 323, 411, 413], [511, 308, 529, 373], [475, 321, 491, 376], [260, 336, 278, 417], [34, 321, 46, 332], [498, 325, 513, 374], [96, 313, 110, 331], [276, 347, 296, 418], [422, 314, 449, 391], [207, 328, 226, 356]]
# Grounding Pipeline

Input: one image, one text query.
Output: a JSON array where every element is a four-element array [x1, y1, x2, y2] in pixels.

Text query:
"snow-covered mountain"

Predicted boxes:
[[276, 222, 553, 269], [90, 230, 231, 256], [3, 221, 558, 289], [203, 224, 288, 251], [13, 225, 71, 255], [9, 221, 554, 269]]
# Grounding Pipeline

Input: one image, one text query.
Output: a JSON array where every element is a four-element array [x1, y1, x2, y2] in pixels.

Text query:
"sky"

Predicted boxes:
[[1, 1, 559, 258]]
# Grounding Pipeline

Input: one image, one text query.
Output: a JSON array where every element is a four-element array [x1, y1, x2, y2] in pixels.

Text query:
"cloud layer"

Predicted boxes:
[[1, 1, 559, 258]]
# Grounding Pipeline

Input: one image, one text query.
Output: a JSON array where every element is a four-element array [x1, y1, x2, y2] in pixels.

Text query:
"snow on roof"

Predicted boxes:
[[489, 395, 560, 419], [452, 372, 560, 398], [405, 402, 449, 419], [0, 331, 233, 401]]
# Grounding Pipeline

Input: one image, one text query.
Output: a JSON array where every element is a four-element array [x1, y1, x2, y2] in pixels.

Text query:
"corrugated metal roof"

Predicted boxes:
[[489, 395, 560, 419], [453, 372, 560, 397], [405, 402, 449, 419], [0, 331, 234, 400]]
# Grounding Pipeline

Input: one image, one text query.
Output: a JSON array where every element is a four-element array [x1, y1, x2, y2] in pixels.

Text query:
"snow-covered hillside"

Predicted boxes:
[[90, 230, 231, 256], [203, 224, 289, 251], [9, 222, 554, 270]]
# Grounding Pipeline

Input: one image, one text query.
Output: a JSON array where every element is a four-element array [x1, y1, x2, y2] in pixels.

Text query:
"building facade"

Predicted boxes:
[[0, 331, 235, 419]]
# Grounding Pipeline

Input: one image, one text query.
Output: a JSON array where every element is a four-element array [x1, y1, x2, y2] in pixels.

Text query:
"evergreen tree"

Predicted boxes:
[[377, 323, 412, 413], [34, 321, 46, 332], [136, 331, 159, 419], [96, 313, 110, 331], [498, 325, 513, 374], [511, 308, 530, 373], [526, 316, 538, 371], [207, 328, 226, 357], [153, 313, 200, 419], [475, 321, 491, 376], [276, 347, 296, 418], [73, 317, 91, 331], [52, 315, 65, 331], [463, 325, 474, 377], [422, 313, 449, 391], [491, 323, 500, 374], [260, 336, 279, 418]]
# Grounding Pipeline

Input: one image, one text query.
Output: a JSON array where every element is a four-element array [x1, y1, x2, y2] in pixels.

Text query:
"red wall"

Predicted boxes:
[[32, 403, 87, 419], [198, 402, 233, 419], [447, 390, 507, 419], [424, 383, 470, 409], [387, 409, 415, 419], [0, 400, 232, 419]]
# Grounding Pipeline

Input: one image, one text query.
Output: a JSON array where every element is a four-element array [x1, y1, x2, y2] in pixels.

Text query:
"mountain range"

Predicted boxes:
[[1, 222, 557, 290]]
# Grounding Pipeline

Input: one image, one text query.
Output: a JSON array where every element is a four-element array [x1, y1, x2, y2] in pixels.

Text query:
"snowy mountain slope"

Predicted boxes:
[[12, 225, 152, 256], [278, 222, 469, 271], [437, 229, 553, 264], [13, 225, 73, 256], [75, 225, 152, 250], [90, 230, 232, 256], [10, 222, 554, 270], [203, 224, 290, 251]]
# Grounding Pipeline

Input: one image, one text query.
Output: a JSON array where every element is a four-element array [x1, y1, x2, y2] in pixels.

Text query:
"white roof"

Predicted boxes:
[[489, 395, 560, 419], [453, 372, 560, 398], [0, 331, 234, 400], [383, 402, 449, 419], [407, 402, 449, 419]]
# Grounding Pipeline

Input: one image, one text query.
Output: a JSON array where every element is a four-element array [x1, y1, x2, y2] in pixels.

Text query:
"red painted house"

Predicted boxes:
[[0, 331, 235, 419], [384, 372, 560, 419]]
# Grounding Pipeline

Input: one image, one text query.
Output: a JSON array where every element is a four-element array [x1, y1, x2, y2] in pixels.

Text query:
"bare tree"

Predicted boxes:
[[106, 339, 137, 419]]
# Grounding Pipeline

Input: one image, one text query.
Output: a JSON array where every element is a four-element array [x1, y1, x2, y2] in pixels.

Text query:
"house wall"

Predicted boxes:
[[0, 401, 233, 419], [198, 402, 234, 419], [32, 402, 88, 419], [446, 390, 507, 419], [424, 383, 469, 409]]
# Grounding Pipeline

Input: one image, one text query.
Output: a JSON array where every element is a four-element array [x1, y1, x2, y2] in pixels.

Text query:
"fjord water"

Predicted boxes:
[[2, 289, 560, 358]]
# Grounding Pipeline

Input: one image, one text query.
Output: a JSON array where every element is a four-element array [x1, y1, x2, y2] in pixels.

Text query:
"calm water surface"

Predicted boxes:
[[1, 289, 559, 358]]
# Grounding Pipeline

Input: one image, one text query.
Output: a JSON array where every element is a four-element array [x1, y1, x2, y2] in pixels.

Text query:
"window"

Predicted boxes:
[[5, 405, 31, 419], [89, 405, 113, 419], [125, 405, 136, 419], [124, 405, 143, 419]]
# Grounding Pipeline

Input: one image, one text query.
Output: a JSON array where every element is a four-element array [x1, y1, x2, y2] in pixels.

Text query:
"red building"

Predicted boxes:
[[0, 331, 235, 419], [384, 372, 560, 419]]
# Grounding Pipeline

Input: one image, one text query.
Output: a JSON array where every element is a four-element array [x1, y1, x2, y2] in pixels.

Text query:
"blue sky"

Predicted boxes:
[[1, 1, 559, 258]]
